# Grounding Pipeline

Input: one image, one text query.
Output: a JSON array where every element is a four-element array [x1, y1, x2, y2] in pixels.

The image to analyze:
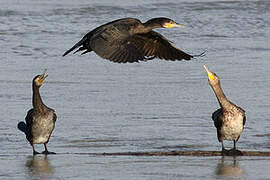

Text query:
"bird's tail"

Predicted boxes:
[[62, 38, 85, 56], [17, 122, 27, 134]]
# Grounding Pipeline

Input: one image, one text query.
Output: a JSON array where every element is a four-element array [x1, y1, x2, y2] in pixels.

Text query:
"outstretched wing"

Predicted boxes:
[[62, 18, 142, 58], [133, 31, 193, 61], [90, 26, 146, 63], [90, 29, 194, 63]]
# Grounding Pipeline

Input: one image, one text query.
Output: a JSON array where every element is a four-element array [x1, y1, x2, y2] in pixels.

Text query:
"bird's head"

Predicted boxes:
[[145, 17, 185, 29], [160, 17, 185, 28], [33, 69, 48, 87], [203, 65, 220, 86]]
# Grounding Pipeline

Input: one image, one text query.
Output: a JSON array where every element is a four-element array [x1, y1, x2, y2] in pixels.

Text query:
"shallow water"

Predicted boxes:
[[1, 0, 270, 179]]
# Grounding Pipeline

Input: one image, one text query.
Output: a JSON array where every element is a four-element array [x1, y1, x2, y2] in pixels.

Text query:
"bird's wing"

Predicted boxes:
[[25, 109, 34, 127], [63, 18, 142, 57], [25, 108, 34, 140], [90, 27, 145, 63], [53, 112, 57, 123], [133, 31, 193, 61], [238, 106, 246, 126], [243, 115, 246, 126], [212, 108, 223, 129]]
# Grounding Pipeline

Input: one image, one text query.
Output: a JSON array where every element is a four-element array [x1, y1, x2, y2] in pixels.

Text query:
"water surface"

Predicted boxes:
[[1, 0, 270, 179]]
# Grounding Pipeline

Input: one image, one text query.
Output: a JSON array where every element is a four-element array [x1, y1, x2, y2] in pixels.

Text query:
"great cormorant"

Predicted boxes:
[[18, 70, 57, 155], [203, 65, 246, 154], [63, 17, 203, 63]]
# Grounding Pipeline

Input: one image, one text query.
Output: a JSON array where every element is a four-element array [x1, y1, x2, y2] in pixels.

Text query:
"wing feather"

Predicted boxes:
[[212, 108, 223, 129], [90, 27, 193, 63], [90, 27, 145, 63], [134, 31, 193, 61]]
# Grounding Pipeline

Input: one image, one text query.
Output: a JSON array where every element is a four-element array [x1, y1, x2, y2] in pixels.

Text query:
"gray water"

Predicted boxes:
[[1, 0, 270, 179]]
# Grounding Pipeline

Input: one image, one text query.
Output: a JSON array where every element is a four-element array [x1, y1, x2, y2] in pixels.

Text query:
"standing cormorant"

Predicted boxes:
[[18, 70, 57, 155], [203, 65, 246, 154], [63, 17, 203, 63]]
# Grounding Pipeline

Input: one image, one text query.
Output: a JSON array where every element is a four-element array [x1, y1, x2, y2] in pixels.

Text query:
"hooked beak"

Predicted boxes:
[[164, 22, 185, 28], [203, 64, 214, 80], [172, 23, 185, 28]]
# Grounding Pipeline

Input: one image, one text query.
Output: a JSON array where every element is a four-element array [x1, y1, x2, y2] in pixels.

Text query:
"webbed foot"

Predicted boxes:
[[33, 151, 40, 155], [229, 148, 243, 156], [221, 148, 229, 153], [42, 151, 56, 155]]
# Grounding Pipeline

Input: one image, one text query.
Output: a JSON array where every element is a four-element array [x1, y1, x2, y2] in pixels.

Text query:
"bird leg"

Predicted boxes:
[[221, 141, 227, 152], [32, 144, 40, 155], [228, 140, 237, 152], [221, 141, 230, 155], [229, 140, 243, 155], [42, 144, 56, 154]]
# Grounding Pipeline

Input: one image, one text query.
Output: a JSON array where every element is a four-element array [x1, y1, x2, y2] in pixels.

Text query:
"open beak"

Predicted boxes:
[[203, 64, 214, 80], [40, 69, 48, 82]]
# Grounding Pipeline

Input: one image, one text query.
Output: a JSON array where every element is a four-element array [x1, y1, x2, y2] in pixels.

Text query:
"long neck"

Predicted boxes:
[[32, 84, 47, 112], [211, 82, 231, 109], [140, 21, 162, 33]]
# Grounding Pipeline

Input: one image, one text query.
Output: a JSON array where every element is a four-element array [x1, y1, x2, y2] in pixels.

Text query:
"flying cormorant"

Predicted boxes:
[[18, 70, 57, 155], [204, 65, 246, 154], [63, 17, 203, 63]]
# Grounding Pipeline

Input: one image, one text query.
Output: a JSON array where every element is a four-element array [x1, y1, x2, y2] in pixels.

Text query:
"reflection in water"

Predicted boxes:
[[215, 156, 244, 178], [25, 155, 54, 179]]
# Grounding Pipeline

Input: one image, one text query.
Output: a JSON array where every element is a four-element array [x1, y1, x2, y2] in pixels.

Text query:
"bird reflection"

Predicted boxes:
[[215, 156, 244, 177], [25, 155, 54, 177]]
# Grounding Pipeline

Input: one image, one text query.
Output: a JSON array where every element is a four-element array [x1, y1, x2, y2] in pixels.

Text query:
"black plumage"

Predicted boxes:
[[63, 17, 203, 63], [204, 65, 246, 154], [18, 70, 57, 155]]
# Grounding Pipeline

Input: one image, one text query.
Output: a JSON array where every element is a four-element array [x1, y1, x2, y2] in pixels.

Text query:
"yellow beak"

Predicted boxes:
[[203, 64, 215, 80], [164, 23, 185, 28], [39, 69, 48, 83]]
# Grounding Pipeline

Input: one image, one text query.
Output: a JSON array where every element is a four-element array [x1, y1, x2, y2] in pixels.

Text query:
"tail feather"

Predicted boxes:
[[62, 38, 85, 56], [73, 46, 86, 54], [81, 50, 90, 55], [17, 122, 27, 134]]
